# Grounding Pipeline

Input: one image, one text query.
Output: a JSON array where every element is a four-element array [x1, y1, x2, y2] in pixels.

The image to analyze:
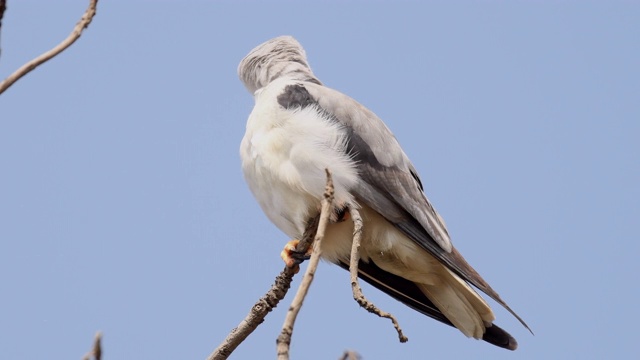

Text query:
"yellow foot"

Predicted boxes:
[[280, 239, 313, 271]]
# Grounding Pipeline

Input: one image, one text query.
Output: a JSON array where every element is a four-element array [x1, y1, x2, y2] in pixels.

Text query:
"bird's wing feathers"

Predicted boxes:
[[298, 83, 452, 252], [301, 82, 531, 333]]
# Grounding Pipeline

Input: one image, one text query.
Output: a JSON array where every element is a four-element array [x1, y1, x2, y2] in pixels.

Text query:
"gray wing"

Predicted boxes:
[[277, 82, 452, 252], [277, 82, 531, 332]]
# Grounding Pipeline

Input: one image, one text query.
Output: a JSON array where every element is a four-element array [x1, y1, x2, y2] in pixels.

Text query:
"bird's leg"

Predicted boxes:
[[281, 203, 348, 270], [280, 239, 313, 270]]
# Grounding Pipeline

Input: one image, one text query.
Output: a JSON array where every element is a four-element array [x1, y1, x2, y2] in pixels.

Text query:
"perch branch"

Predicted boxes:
[[349, 207, 408, 343], [207, 171, 333, 360], [207, 216, 319, 360], [207, 267, 296, 360], [81, 331, 102, 360], [0, 0, 98, 95], [276, 169, 334, 360]]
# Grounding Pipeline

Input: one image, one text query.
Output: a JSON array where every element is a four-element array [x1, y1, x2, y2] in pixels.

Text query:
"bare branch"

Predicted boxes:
[[349, 207, 408, 343], [207, 179, 326, 360], [339, 350, 362, 360], [208, 267, 296, 360], [212, 170, 405, 359], [81, 331, 102, 360], [276, 169, 335, 360], [0, 0, 98, 95]]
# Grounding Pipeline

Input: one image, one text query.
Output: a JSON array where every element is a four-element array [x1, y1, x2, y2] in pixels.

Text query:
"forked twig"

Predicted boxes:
[[208, 171, 332, 360], [207, 215, 320, 360], [349, 207, 408, 343], [210, 169, 406, 360]]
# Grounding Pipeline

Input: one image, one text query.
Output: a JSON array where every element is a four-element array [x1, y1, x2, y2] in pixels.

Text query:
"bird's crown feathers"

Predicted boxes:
[[238, 36, 321, 94]]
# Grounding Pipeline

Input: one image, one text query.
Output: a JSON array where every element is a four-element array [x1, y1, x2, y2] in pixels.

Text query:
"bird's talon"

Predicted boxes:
[[281, 239, 313, 269]]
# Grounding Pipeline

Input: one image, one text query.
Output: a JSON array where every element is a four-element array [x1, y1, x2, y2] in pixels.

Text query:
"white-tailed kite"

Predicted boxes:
[[238, 36, 529, 350]]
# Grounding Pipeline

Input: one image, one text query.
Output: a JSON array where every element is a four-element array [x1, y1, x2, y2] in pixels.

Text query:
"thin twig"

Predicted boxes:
[[349, 207, 408, 343], [276, 169, 335, 360], [0, 0, 98, 95], [207, 267, 296, 360], [81, 331, 102, 360], [339, 350, 361, 360], [207, 179, 327, 360], [207, 217, 320, 360]]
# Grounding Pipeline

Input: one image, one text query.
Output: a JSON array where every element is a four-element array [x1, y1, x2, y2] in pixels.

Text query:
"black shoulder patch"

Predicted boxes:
[[277, 84, 316, 109]]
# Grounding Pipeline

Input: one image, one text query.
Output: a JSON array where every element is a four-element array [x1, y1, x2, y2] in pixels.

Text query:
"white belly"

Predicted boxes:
[[239, 78, 359, 239]]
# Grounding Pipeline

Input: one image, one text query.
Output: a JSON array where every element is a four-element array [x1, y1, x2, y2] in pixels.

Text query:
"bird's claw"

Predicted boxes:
[[281, 239, 313, 272]]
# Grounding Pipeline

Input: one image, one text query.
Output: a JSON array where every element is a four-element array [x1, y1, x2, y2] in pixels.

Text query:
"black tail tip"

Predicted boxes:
[[504, 337, 518, 351], [482, 323, 518, 350]]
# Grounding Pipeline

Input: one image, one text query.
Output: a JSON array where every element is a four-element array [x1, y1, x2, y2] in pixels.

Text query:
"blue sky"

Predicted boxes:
[[1, 1, 638, 359]]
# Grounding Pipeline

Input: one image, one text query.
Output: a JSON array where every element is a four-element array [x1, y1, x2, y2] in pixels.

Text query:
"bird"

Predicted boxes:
[[238, 35, 530, 350]]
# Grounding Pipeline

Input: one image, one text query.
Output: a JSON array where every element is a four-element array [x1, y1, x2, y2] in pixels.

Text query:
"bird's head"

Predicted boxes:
[[238, 36, 321, 94]]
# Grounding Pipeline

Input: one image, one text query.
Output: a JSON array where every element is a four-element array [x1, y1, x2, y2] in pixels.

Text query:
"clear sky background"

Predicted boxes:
[[1, 1, 638, 359]]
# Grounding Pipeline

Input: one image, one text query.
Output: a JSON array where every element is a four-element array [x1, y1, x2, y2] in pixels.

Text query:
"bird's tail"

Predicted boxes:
[[339, 259, 518, 350], [416, 267, 495, 339]]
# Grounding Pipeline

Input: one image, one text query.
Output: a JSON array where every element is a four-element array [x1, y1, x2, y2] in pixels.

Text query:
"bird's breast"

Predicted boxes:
[[240, 81, 359, 238]]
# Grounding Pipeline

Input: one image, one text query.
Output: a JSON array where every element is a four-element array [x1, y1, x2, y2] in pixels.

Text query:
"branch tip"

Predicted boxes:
[[349, 207, 408, 343], [0, 0, 99, 95], [81, 331, 102, 360]]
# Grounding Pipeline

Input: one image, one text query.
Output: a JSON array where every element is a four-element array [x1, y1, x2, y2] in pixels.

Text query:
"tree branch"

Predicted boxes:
[[339, 350, 361, 360], [0, 0, 98, 95], [208, 267, 296, 360], [276, 169, 334, 360], [207, 172, 333, 360], [349, 207, 408, 343], [81, 331, 102, 360], [210, 170, 406, 359]]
